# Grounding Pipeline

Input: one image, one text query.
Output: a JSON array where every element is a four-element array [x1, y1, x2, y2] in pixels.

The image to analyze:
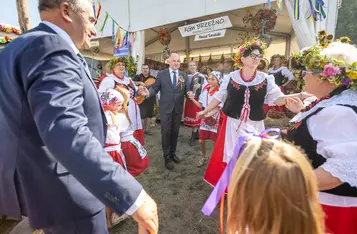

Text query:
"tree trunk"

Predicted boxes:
[[16, 0, 31, 32]]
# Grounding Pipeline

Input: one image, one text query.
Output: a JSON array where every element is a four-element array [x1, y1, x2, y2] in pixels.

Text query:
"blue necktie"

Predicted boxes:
[[172, 71, 177, 89]]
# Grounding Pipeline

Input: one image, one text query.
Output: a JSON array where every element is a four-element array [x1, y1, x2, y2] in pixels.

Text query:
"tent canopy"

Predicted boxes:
[[97, 0, 274, 36]]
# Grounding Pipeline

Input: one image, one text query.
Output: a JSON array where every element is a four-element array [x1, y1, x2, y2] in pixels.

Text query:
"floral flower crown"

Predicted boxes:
[[100, 89, 124, 107], [292, 30, 357, 90], [233, 38, 267, 68], [109, 56, 137, 78]]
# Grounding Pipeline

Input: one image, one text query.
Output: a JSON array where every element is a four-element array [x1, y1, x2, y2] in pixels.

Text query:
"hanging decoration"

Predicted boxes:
[[242, 9, 253, 27], [158, 28, 171, 46], [293, 0, 326, 21], [250, 8, 278, 36], [0, 24, 21, 35], [307, 0, 326, 21], [158, 28, 172, 61]]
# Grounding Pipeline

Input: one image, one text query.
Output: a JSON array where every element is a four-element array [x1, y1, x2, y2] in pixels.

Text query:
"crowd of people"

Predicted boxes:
[[1, 0, 357, 234]]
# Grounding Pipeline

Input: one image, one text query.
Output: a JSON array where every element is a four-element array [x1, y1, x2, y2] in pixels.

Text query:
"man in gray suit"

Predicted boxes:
[[140, 53, 193, 170], [0, 0, 158, 233]]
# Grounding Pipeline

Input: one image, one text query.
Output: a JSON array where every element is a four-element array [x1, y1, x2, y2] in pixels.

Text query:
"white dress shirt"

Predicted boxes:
[[41, 21, 146, 215], [169, 67, 179, 85]]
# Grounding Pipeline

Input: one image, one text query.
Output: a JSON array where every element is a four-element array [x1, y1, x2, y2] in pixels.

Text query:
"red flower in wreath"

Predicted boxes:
[[158, 28, 171, 46]]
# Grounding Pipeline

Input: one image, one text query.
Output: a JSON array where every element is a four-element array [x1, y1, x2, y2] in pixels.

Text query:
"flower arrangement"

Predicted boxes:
[[0, 35, 13, 44], [292, 30, 357, 90], [0, 23, 21, 35], [233, 38, 267, 68], [251, 8, 278, 35], [177, 75, 184, 89], [109, 56, 137, 78], [158, 28, 171, 46]]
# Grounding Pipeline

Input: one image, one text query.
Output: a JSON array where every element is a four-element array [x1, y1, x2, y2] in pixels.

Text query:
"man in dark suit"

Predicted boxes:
[[139, 53, 193, 170], [0, 0, 158, 233]]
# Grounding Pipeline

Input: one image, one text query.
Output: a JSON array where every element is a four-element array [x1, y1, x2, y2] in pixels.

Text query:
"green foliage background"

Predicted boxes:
[[336, 0, 357, 43]]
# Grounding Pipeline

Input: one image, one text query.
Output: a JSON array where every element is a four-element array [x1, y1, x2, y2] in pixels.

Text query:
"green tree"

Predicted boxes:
[[336, 0, 357, 43]]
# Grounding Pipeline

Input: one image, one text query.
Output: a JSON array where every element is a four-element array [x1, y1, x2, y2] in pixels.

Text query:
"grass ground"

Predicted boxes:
[[0, 117, 289, 234]]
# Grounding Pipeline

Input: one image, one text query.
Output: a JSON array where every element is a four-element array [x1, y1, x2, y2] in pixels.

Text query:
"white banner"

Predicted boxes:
[[178, 16, 232, 37], [194, 29, 226, 41]]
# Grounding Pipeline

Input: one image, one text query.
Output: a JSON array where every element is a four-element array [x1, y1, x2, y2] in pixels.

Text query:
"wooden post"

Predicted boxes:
[[185, 37, 190, 60], [285, 35, 291, 58], [16, 0, 31, 32]]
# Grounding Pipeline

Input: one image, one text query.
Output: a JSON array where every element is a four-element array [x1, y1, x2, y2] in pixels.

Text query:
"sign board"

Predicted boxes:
[[178, 16, 232, 37], [90, 40, 100, 47], [194, 29, 226, 41]]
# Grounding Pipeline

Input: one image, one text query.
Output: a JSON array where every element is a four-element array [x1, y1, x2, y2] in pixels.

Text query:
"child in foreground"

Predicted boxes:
[[227, 138, 325, 234], [188, 71, 223, 167]]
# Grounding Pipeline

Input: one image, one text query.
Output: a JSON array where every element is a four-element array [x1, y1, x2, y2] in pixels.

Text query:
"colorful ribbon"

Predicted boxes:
[[294, 0, 300, 20], [99, 12, 109, 32], [201, 128, 281, 216]]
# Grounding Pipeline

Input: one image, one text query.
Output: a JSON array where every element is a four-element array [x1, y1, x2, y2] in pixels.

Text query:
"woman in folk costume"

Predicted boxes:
[[285, 32, 357, 234], [197, 38, 304, 187], [264, 54, 294, 114], [98, 57, 145, 145], [188, 71, 223, 167], [117, 87, 150, 177], [184, 61, 207, 146], [99, 89, 130, 228]]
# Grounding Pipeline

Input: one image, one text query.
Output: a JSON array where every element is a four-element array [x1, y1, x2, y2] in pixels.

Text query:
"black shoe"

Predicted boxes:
[[170, 154, 181, 164], [194, 130, 200, 140], [189, 132, 196, 146], [165, 160, 174, 170]]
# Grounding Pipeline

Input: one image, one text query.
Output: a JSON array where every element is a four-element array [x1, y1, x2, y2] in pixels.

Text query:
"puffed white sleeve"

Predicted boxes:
[[265, 74, 284, 105], [98, 77, 115, 92], [213, 74, 229, 103], [307, 105, 357, 187], [281, 67, 294, 81]]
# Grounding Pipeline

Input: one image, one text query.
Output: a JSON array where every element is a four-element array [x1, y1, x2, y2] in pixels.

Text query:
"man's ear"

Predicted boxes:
[[59, 2, 73, 23]]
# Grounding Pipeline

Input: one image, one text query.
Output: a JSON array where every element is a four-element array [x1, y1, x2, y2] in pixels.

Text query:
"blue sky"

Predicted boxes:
[[0, 0, 41, 26]]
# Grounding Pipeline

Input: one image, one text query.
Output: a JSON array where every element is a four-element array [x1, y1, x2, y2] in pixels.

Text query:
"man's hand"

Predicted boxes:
[[132, 194, 158, 234], [138, 86, 150, 97]]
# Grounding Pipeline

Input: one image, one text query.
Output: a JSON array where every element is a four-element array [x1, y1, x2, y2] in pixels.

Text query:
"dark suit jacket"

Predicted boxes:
[[0, 23, 142, 229], [149, 69, 190, 114]]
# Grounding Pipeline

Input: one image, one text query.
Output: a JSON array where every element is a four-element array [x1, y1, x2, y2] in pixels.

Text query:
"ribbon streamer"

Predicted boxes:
[[201, 128, 281, 216], [95, 2, 102, 25], [267, 0, 271, 8], [277, 0, 283, 11], [99, 12, 108, 32], [294, 0, 300, 20]]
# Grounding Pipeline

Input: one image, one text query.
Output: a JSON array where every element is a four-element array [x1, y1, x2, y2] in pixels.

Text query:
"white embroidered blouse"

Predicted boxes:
[[291, 89, 357, 207]]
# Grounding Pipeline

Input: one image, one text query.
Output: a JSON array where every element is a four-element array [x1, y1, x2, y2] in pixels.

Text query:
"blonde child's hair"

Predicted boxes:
[[115, 86, 131, 125], [227, 138, 325, 234]]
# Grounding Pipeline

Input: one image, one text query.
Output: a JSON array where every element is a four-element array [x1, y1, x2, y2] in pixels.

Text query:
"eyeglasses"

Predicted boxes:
[[302, 70, 317, 77], [249, 53, 263, 60]]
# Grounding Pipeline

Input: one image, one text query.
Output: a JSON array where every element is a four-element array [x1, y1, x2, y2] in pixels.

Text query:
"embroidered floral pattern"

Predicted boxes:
[[254, 80, 266, 91], [231, 79, 241, 90]]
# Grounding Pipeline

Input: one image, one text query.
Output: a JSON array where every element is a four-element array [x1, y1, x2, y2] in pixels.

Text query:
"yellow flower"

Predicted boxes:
[[348, 71, 357, 80], [131, 66, 135, 71]]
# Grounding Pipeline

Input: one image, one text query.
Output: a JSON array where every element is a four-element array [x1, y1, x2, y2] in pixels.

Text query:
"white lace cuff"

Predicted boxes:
[[320, 159, 357, 187]]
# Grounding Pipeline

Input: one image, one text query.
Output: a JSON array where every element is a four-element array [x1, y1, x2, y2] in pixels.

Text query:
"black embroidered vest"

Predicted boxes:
[[287, 105, 357, 197], [222, 78, 267, 121], [269, 70, 287, 86]]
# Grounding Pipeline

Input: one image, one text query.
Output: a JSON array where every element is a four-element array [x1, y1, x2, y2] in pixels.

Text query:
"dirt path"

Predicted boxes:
[[110, 124, 220, 234], [0, 125, 221, 234]]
